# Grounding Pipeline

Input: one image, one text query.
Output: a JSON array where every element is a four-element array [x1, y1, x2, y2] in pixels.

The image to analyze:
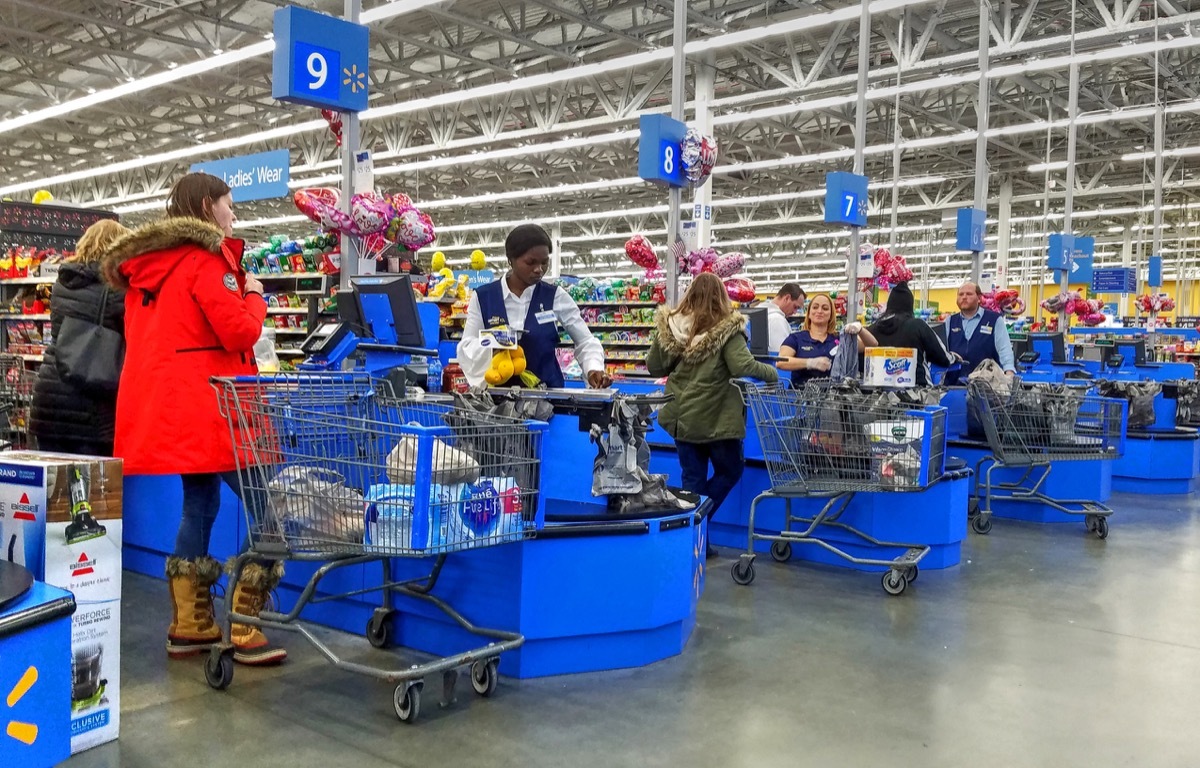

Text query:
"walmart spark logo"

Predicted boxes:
[[5, 665, 39, 745], [342, 64, 366, 94]]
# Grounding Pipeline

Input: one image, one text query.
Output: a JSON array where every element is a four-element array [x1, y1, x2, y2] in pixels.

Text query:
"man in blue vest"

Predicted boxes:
[[946, 281, 1015, 384], [458, 224, 609, 389]]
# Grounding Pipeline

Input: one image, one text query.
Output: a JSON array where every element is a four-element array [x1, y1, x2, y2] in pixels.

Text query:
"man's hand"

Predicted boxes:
[[587, 370, 612, 388], [949, 352, 965, 364], [1004, 369, 1015, 376]]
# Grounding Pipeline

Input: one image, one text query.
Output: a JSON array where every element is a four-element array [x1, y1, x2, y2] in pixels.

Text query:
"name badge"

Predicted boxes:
[[951, 327, 962, 334], [535, 310, 556, 325], [801, 345, 814, 352], [981, 325, 993, 335]]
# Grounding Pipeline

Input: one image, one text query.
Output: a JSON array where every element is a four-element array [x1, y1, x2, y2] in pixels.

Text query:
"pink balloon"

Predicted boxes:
[[712, 253, 745, 279], [351, 192, 393, 236], [724, 277, 756, 303], [388, 205, 436, 251], [624, 236, 659, 270], [293, 188, 342, 230]]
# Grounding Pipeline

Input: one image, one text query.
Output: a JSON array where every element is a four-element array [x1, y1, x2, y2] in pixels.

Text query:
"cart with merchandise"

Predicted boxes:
[[207, 373, 547, 722], [731, 380, 946, 596], [0, 352, 34, 448], [966, 379, 1125, 538]]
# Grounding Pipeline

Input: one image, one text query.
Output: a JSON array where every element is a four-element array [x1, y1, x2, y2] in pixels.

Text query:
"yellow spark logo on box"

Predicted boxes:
[[5, 665, 39, 745], [342, 64, 366, 94]]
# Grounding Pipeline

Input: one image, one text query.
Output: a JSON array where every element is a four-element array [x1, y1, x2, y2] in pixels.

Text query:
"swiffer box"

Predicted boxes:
[[0, 452, 122, 754], [864, 347, 918, 388]]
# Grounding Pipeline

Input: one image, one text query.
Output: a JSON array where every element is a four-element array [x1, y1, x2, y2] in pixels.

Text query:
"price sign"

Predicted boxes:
[[637, 114, 687, 188], [824, 172, 868, 227], [271, 6, 369, 112]]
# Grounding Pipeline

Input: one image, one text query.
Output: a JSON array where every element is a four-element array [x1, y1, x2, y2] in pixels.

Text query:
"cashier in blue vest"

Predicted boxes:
[[945, 281, 1015, 384], [458, 223, 610, 389]]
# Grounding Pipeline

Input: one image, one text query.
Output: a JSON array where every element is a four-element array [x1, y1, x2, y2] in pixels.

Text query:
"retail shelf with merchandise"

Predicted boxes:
[[257, 272, 327, 280], [577, 301, 661, 308], [267, 306, 309, 315], [0, 276, 54, 286], [0, 314, 50, 321]]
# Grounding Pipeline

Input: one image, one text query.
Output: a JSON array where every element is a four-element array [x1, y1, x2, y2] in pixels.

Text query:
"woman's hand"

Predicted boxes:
[[587, 370, 612, 388], [808, 356, 832, 373], [244, 274, 264, 295], [844, 321, 863, 335], [775, 357, 806, 371]]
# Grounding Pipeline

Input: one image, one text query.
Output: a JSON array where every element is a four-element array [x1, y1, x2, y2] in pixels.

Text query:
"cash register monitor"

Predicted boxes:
[[352, 275, 426, 348], [1112, 338, 1146, 365], [739, 306, 769, 357], [1029, 332, 1067, 363]]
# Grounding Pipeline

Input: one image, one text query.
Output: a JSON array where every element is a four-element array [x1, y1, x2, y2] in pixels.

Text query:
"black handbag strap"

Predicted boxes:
[[95, 286, 111, 327]]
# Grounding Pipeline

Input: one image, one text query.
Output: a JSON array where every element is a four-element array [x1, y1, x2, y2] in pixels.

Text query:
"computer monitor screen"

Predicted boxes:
[[739, 306, 769, 357], [337, 287, 367, 336], [1113, 338, 1146, 365], [352, 275, 426, 348], [1029, 332, 1066, 363], [1010, 335, 1030, 362]]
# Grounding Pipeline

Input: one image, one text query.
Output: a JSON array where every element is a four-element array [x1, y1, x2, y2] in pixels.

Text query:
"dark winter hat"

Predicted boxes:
[[505, 224, 553, 262], [885, 282, 915, 315]]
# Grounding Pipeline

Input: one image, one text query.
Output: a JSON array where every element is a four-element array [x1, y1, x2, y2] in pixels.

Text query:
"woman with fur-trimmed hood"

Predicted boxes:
[[102, 172, 285, 667], [647, 272, 778, 558]]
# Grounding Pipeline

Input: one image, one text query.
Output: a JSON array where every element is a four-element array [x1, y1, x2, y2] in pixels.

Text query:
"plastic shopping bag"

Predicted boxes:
[[386, 434, 481, 485], [1097, 380, 1162, 429], [267, 466, 366, 543]]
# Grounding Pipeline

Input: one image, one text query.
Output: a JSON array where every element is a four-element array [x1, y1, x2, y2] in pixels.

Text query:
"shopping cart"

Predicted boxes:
[[208, 373, 548, 722], [966, 379, 1125, 538], [732, 380, 946, 596], [0, 353, 34, 449]]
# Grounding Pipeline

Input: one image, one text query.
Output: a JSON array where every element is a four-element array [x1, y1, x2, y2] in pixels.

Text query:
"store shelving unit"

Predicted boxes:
[[567, 298, 663, 379]]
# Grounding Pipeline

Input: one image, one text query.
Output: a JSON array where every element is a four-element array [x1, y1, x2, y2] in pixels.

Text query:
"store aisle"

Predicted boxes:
[[66, 491, 1200, 768]]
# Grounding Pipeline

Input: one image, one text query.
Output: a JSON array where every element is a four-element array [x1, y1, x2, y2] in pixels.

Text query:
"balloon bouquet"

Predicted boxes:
[[981, 288, 1027, 317], [670, 245, 756, 302], [1041, 290, 1106, 326], [292, 188, 437, 267], [1135, 293, 1176, 314]]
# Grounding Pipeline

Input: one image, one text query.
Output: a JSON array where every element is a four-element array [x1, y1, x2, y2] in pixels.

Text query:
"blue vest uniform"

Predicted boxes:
[[475, 280, 565, 388], [946, 309, 1002, 385]]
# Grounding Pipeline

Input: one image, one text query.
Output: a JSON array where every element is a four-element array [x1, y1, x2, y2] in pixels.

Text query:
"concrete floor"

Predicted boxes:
[[65, 490, 1200, 768]]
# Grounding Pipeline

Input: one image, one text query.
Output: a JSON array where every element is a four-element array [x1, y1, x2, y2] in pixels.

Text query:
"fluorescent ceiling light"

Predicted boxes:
[[1028, 161, 1070, 172]]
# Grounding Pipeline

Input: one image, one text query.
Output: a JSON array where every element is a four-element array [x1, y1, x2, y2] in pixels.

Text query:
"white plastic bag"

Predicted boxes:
[[254, 326, 280, 373], [267, 466, 365, 543], [386, 433, 481, 485]]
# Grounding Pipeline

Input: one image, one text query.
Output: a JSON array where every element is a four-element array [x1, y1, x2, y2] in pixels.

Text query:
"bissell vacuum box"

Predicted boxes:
[[864, 346, 917, 388], [0, 452, 122, 755]]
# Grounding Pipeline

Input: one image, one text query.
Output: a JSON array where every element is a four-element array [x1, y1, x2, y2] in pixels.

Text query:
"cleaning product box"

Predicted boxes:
[[864, 347, 918, 388], [0, 452, 122, 754]]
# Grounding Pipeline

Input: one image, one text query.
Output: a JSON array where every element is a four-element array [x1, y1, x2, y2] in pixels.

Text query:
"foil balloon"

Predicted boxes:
[[624, 236, 659, 271], [293, 187, 348, 231], [681, 128, 718, 187], [388, 193, 413, 212], [320, 109, 343, 148], [361, 232, 391, 257], [711, 253, 745, 279], [31, 189, 53, 205], [431, 251, 446, 271], [470, 249, 487, 270], [389, 205, 436, 251], [350, 191, 393, 236], [723, 277, 756, 303]]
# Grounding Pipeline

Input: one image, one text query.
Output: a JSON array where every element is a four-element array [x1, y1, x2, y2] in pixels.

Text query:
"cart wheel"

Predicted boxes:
[[881, 571, 908, 596], [204, 651, 233, 691], [731, 560, 756, 586], [904, 565, 918, 583], [394, 683, 421, 723], [1089, 516, 1109, 540], [366, 612, 392, 649], [471, 659, 500, 697], [769, 541, 792, 563], [970, 515, 992, 535], [968, 498, 979, 517]]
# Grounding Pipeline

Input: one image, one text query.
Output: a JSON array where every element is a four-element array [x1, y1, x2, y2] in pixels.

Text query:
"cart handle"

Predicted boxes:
[[356, 342, 441, 357]]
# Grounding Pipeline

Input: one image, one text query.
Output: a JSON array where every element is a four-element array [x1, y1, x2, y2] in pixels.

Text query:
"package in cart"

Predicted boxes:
[[0, 452, 123, 755]]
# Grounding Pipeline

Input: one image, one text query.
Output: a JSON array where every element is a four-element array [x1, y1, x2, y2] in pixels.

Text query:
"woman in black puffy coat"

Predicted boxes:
[[29, 219, 130, 455]]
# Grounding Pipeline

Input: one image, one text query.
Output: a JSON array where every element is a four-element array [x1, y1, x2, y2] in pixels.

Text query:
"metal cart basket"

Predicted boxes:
[[0, 353, 34, 449], [208, 373, 547, 722], [967, 379, 1125, 538], [732, 380, 947, 596]]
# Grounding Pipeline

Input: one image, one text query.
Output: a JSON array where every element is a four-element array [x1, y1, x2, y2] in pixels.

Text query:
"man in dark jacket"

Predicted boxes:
[[867, 282, 952, 386]]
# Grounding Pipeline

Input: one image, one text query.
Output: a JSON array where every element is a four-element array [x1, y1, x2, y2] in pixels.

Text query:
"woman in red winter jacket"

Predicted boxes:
[[102, 172, 285, 666]]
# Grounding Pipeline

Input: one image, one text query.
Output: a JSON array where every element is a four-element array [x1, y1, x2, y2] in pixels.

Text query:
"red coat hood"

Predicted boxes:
[[102, 217, 242, 293]]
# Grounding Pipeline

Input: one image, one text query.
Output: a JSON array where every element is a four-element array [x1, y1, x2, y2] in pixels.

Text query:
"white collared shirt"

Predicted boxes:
[[765, 302, 792, 353], [457, 276, 606, 387]]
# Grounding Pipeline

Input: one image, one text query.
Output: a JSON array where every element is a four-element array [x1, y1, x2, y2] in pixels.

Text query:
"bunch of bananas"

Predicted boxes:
[[484, 346, 527, 385]]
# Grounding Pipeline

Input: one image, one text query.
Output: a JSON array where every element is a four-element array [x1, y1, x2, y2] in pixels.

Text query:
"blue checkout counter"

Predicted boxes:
[[123, 385, 709, 681], [0, 563, 75, 768], [1111, 382, 1200, 495]]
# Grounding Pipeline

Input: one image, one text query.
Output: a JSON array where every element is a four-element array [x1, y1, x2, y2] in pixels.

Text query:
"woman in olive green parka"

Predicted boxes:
[[647, 273, 778, 557]]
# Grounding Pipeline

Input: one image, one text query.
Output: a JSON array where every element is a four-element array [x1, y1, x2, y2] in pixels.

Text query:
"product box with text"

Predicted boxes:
[[0, 452, 122, 755], [863, 346, 918, 388]]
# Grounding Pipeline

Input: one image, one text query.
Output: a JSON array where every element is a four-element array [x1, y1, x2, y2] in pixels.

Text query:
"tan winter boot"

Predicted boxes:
[[166, 556, 223, 658], [226, 560, 288, 666]]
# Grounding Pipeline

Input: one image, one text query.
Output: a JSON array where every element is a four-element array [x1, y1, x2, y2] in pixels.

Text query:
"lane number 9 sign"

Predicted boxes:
[[295, 42, 341, 100]]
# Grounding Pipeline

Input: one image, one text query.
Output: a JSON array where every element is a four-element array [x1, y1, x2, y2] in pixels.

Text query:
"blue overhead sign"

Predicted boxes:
[[190, 149, 290, 203], [956, 207, 987, 252], [1148, 254, 1163, 288], [824, 171, 868, 228], [1048, 233, 1094, 284], [1091, 267, 1136, 294], [637, 114, 687, 188], [272, 6, 369, 112]]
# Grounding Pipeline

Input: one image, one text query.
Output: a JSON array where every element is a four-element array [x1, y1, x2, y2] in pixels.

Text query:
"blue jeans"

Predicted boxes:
[[676, 439, 745, 520], [173, 470, 269, 561]]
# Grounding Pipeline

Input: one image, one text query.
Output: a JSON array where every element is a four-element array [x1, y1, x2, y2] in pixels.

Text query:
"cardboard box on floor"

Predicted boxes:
[[0, 452, 122, 755]]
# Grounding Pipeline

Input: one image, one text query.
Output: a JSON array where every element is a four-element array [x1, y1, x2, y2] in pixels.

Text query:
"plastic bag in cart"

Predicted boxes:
[[267, 466, 366, 544], [1173, 380, 1200, 425], [386, 433, 481, 485], [966, 359, 1011, 437], [591, 398, 691, 511]]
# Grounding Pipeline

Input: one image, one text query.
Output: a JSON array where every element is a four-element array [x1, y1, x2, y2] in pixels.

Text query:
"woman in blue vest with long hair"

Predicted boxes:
[[775, 294, 877, 386], [458, 223, 610, 388]]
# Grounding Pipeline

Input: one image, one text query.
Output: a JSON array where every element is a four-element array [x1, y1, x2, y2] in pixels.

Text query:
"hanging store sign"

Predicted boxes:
[[823, 172, 868, 228], [1148, 255, 1163, 288], [271, 6, 369, 112], [638, 114, 688, 188], [1047, 234, 1094, 284], [1091, 268, 1136, 294], [955, 207, 987, 252], [190, 149, 291, 203]]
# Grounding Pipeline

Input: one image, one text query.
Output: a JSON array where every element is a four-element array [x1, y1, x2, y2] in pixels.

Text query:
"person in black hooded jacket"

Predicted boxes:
[[866, 282, 952, 386], [29, 219, 130, 455]]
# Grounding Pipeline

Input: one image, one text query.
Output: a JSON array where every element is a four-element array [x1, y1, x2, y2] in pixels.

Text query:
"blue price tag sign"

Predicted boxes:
[[637, 114, 687, 188], [272, 6, 368, 112], [824, 172, 868, 227]]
